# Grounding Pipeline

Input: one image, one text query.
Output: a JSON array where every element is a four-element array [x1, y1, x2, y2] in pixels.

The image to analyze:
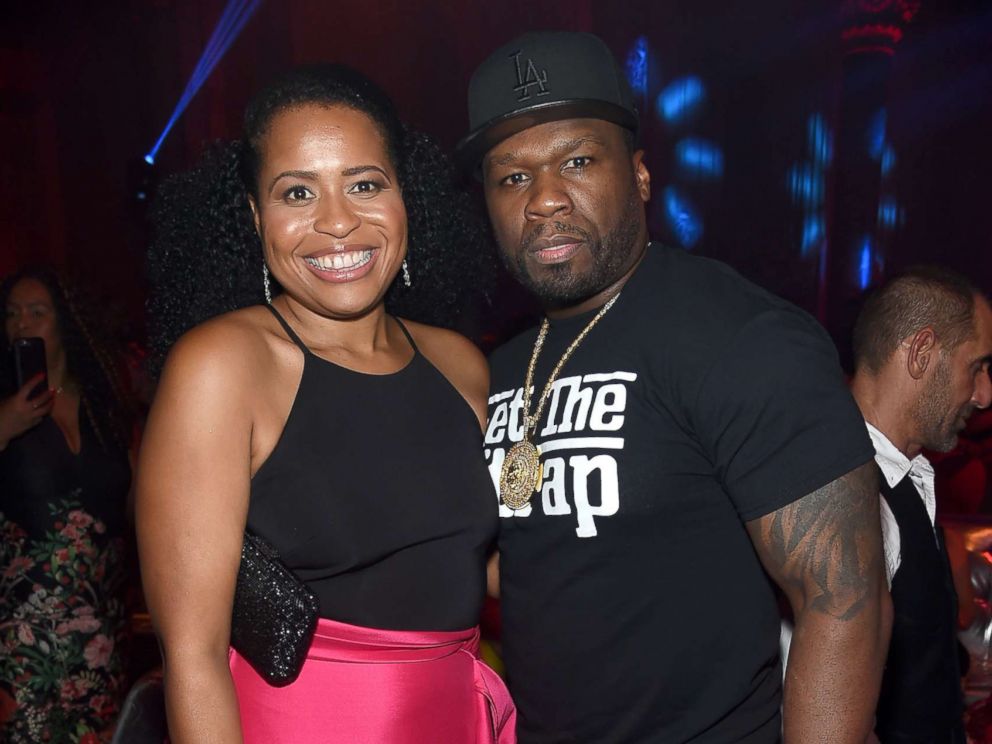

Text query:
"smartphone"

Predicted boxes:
[[13, 337, 48, 400]]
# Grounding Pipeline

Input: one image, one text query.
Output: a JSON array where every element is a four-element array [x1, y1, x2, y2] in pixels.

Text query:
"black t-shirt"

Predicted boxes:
[[485, 244, 874, 743]]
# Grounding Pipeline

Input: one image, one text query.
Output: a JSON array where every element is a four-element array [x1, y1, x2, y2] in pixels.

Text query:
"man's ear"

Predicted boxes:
[[632, 150, 651, 203], [248, 195, 262, 238], [906, 327, 937, 380]]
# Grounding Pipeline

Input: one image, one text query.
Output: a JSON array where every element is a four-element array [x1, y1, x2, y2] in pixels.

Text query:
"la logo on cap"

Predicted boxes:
[[510, 50, 549, 102]]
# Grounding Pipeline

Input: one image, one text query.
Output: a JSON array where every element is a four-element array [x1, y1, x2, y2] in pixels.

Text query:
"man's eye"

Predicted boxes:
[[565, 156, 591, 169], [501, 173, 529, 187]]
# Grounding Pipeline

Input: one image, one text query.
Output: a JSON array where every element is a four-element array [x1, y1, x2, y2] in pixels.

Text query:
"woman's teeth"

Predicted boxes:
[[305, 250, 373, 271]]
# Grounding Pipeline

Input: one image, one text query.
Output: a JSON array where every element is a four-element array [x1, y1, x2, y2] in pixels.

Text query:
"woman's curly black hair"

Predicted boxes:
[[1, 267, 134, 454], [148, 64, 495, 376]]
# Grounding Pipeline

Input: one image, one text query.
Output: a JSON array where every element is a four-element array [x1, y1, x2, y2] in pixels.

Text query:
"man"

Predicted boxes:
[[850, 268, 992, 743], [459, 31, 891, 742]]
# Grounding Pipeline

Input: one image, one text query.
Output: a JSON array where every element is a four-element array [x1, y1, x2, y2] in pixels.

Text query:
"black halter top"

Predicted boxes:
[[248, 305, 497, 631]]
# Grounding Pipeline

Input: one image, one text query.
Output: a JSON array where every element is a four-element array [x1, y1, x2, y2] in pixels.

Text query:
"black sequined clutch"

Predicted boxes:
[[230, 530, 320, 687]]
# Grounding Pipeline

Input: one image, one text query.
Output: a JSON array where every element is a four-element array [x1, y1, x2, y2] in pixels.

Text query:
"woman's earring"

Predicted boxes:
[[402, 259, 412, 288], [263, 263, 273, 304]]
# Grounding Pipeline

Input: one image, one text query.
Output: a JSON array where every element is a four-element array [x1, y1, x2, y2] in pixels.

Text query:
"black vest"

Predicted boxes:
[[875, 472, 965, 743]]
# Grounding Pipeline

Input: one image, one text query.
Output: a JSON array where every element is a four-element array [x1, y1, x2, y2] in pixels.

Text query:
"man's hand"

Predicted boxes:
[[747, 462, 891, 743]]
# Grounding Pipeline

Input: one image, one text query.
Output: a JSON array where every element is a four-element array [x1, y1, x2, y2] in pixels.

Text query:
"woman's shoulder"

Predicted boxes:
[[401, 320, 486, 373], [398, 319, 488, 409], [162, 306, 281, 384]]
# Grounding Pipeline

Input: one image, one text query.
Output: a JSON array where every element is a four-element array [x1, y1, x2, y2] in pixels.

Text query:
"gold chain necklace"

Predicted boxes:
[[499, 292, 621, 510]]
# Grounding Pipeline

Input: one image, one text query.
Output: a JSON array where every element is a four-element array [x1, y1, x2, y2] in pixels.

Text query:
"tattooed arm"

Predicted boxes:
[[746, 462, 891, 743]]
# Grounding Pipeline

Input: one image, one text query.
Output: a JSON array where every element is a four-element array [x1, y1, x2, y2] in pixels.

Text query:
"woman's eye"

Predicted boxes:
[[349, 181, 381, 196], [284, 185, 313, 202]]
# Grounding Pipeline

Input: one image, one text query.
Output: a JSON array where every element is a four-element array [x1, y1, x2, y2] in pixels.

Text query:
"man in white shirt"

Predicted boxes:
[[850, 266, 992, 743]]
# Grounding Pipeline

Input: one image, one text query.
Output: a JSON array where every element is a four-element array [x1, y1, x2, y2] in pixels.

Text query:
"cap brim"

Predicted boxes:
[[456, 99, 638, 179]]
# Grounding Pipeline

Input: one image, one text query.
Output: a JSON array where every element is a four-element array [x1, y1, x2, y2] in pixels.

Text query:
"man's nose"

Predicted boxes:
[[973, 370, 992, 410], [524, 173, 573, 221]]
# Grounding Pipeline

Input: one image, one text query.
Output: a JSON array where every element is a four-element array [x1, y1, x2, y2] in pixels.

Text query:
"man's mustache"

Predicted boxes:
[[521, 222, 592, 252]]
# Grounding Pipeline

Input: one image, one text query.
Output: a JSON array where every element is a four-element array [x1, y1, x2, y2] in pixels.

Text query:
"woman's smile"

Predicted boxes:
[[302, 247, 378, 282]]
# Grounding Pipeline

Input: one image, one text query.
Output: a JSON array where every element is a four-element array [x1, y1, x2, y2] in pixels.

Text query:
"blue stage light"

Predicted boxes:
[[881, 144, 897, 176], [195, 0, 253, 84], [807, 114, 833, 166], [877, 196, 900, 230], [858, 236, 873, 290], [674, 138, 724, 179], [144, 0, 263, 165], [789, 112, 837, 260], [626, 36, 649, 98], [867, 109, 887, 160], [801, 214, 825, 256], [787, 162, 825, 207], [663, 186, 703, 248], [656, 77, 705, 124]]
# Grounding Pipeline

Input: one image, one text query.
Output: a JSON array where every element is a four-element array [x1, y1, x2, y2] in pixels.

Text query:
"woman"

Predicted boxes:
[[0, 267, 133, 743], [137, 65, 514, 743]]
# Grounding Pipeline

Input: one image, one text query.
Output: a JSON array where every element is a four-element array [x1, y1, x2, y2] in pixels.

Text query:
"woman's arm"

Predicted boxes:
[[136, 323, 256, 744], [487, 552, 500, 599]]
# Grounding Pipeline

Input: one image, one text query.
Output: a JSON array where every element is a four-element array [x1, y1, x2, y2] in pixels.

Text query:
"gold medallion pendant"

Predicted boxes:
[[499, 292, 621, 512], [500, 440, 543, 510]]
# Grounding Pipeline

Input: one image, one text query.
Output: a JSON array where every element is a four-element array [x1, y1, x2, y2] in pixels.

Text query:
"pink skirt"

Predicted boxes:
[[229, 617, 516, 744]]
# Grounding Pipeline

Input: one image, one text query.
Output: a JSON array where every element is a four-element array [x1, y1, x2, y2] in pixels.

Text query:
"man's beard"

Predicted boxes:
[[914, 354, 972, 452], [500, 186, 643, 308]]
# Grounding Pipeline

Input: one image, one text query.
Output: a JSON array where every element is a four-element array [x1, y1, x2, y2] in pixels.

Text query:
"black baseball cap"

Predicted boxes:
[[457, 31, 639, 175]]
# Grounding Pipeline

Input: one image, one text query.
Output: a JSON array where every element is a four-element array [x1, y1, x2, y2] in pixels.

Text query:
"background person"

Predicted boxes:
[[850, 266, 992, 743], [0, 266, 134, 744]]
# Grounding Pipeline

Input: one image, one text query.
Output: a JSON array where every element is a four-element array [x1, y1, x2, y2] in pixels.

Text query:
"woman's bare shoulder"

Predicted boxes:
[[399, 320, 489, 423], [402, 320, 487, 377], [160, 306, 283, 388]]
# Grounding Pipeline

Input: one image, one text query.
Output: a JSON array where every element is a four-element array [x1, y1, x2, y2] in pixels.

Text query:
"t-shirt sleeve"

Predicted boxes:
[[692, 308, 875, 521]]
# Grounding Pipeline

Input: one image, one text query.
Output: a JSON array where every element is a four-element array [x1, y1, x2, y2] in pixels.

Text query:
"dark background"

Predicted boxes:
[[1, 0, 990, 352]]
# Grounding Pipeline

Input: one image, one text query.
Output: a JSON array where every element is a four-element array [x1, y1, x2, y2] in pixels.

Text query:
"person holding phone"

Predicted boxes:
[[0, 267, 135, 743], [138, 65, 513, 743], [0, 369, 54, 447], [1, 335, 55, 450]]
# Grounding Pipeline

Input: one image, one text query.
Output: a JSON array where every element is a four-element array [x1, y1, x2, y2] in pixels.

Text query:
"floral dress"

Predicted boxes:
[[0, 409, 130, 744]]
